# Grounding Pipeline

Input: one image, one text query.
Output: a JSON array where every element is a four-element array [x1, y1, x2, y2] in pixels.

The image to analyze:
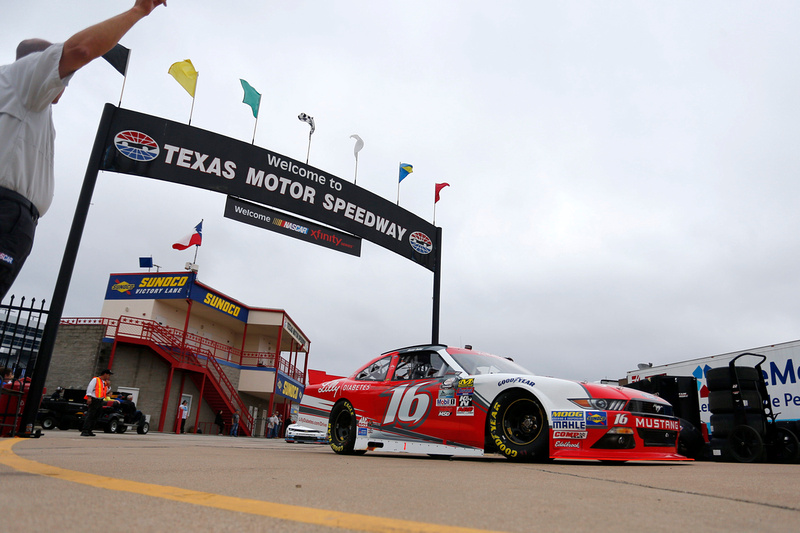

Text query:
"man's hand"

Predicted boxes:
[[134, 0, 168, 17], [59, 0, 167, 78]]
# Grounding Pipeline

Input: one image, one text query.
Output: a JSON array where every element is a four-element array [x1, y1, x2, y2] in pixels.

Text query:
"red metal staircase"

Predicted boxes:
[[110, 317, 254, 436]]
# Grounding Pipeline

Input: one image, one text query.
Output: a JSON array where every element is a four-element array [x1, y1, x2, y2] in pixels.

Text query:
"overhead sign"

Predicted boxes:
[[275, 373, 304, 402], [190, 283, 249, 323], [104, 272, 193, 300], [99, 108, 439, 271], [224, 196, 361, 257], [283, 316, 308, 351]]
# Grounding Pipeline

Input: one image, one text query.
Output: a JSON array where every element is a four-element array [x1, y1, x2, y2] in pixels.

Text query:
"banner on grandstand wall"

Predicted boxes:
[[189, 284, 249, 323], [104, 272, 194, 300], [223, 196, 362, 257], [275, 373, 304, 402], [99, 107, 438, 271]]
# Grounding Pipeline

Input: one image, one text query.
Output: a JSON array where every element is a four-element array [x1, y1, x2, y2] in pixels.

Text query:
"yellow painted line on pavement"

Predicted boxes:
[[0, 438, 503, 533]]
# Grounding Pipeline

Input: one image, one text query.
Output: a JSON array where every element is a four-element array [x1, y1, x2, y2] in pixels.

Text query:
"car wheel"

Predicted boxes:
[[105, 418, 119, 434], [40, 416, 57, 431], [116, 424, 128, 434], [488, 391, 549, 462], [677, 418, 706, 460], [137, 422, 150, 435], [769, 427, 800, 463], [728, 425, 764, 463], [328, 400, 359, 455]]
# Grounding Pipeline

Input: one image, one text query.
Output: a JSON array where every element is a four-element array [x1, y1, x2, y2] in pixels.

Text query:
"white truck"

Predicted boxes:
[[626, 339, 800, 431]]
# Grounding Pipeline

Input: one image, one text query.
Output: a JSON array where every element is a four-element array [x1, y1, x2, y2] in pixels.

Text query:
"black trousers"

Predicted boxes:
[[0, 190, 38, 302], [82, 397, 103, 433]]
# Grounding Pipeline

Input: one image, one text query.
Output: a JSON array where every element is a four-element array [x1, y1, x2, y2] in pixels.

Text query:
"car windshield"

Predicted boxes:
[[448, 351, 533, 376]]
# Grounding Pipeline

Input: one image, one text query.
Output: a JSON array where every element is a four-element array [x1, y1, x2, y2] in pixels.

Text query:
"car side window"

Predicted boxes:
[[355, 356, 392, 381], [392, 352, 455, 381]]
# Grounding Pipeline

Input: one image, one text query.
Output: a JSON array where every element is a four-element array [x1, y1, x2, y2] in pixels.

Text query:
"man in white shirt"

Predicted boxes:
[[0, 0, 166, 300]]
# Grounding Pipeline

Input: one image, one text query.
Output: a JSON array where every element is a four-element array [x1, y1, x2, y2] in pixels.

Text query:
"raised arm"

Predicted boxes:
[[59, 0, 166, 78]]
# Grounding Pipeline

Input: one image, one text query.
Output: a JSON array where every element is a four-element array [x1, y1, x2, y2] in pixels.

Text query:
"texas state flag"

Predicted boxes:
[[172, 221, 203, 250]]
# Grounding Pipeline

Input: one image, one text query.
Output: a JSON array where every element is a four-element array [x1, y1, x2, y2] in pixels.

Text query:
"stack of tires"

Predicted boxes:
[[707, 364, 800, 463], [707, 365, 767, 462]]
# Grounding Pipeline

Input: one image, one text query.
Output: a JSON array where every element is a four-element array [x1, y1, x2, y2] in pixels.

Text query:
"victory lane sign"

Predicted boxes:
[[100, 107, 437, 271]]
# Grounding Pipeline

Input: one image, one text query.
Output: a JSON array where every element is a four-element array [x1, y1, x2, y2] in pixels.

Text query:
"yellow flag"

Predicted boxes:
[[168, 59, 198, 97]]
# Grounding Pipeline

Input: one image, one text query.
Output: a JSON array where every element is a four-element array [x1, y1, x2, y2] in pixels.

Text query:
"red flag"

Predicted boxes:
[[172, 221, 203, 250], [435, 183, 450, 203]]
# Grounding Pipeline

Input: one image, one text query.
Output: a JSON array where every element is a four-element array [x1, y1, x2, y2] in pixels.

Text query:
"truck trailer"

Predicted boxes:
[[626, 340, 800, 436]]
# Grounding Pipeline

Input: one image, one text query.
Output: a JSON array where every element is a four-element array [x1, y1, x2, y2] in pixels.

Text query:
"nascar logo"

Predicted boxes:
[[114, 130, 160, 162]]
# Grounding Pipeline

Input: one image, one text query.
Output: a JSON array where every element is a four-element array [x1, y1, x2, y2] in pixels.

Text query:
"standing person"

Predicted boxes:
[[230, 409, 240, 437], [267, 411, 276, 438], [81, 368, 112, 437], [0, 0, 167, 301], [276, 412, 283, 439], [214, 410, 224, 435], [179, 400, 189, 434]]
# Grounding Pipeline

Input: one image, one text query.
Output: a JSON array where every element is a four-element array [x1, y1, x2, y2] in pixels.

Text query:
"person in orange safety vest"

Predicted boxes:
[[81, 368, 112, 437]]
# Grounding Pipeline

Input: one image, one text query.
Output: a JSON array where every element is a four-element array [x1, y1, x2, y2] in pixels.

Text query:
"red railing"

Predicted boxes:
[[62, 316, 302, 380], [61, 316, 306, 434]]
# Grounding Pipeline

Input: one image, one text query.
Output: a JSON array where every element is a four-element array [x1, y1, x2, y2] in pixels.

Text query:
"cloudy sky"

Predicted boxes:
[[5, 1, 800, 382]]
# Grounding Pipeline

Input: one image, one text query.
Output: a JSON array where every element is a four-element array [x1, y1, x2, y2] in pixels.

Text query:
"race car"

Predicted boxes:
[[298, 345, 688, 462], [284, 423, 328, 444]]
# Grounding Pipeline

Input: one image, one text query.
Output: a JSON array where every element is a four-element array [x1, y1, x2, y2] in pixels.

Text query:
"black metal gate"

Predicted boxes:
[[0, 295, 48, 437]]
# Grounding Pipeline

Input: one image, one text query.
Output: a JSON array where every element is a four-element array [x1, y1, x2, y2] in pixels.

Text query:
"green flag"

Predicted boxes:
[[240, 79, 261, 118]]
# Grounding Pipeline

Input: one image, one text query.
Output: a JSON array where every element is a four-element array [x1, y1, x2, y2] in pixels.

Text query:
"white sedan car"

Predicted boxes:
[[284, 423, 327, 444]]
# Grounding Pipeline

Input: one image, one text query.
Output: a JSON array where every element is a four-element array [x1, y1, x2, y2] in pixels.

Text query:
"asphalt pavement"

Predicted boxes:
[[1, 430, 798, 532]]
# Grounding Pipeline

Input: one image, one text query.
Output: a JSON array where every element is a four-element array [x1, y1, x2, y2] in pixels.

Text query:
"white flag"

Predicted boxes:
[[350, 134, 364, 160], [298, 113, 315, 135]]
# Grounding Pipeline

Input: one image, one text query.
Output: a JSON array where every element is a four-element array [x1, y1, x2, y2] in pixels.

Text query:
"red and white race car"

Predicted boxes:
[[298, 345, 688, 462]]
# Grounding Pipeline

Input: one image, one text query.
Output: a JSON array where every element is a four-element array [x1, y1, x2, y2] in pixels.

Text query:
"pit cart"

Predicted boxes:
[[98, 399, 150, 434], [38, 389, 149, 434], [708, 353, 800, 463]]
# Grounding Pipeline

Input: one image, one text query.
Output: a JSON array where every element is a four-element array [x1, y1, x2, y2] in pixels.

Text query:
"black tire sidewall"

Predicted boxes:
[[328, 400, 358, 455], [488, 391, 549, 462]]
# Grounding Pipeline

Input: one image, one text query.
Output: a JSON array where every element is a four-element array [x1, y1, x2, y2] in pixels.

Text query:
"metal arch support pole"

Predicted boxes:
[[19, 103, 117, 435], [431, 226, 443, 345]]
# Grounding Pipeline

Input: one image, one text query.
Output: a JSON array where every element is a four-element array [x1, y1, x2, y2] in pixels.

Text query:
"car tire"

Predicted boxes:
[[116, 424, 128, 434], [105, 418, 119, 434], [137, 422, 150, 435], [708, 390, 764, 413], [709, 413, 766, 438], [328, 400, 359, 455], [705, 367, 761, 391], [677, 418, 706, 460], [40, 416, 57, 431], [488, 391, 549, 462], [728, 425, 765, 463], [769, 427, 800, 463]]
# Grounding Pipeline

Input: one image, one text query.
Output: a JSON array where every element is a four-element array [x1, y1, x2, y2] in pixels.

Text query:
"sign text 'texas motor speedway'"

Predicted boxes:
[[101, 108, 438, 271]]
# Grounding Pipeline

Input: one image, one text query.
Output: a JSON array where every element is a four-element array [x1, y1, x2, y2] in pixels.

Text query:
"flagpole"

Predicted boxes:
[[188, 73, 198, 126], [354, 155, 359, 185], [397, 161, 401, 205], [305, 130, 312, 164], [251, 114, 259, 144], [192, 218, 203, 264], [118, 50, 130, 107]]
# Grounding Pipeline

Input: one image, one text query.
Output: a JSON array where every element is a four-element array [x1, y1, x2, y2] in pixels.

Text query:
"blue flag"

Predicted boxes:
[[399, 163, 413, 183]]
